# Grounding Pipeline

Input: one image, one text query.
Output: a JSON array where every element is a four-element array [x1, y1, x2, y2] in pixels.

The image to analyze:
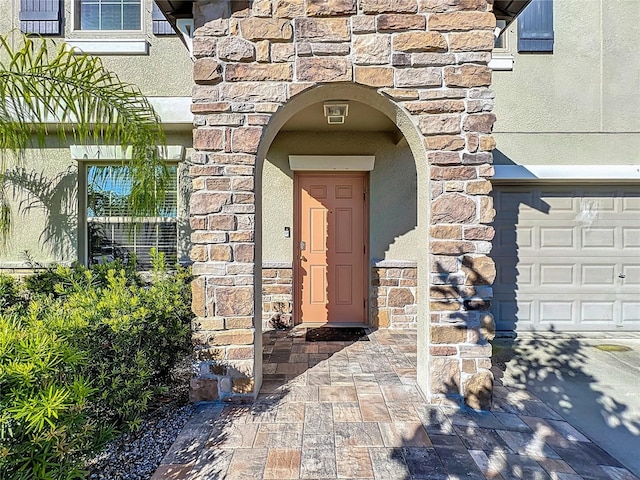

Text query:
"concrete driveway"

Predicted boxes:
[[492, 333, 640, 477]]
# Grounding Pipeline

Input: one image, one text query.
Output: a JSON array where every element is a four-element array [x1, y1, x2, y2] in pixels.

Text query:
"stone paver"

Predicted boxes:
[[152, 329, 639, 480]]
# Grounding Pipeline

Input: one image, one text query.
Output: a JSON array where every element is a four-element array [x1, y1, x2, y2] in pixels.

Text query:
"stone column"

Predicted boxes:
[[188, 0, 498, 408]]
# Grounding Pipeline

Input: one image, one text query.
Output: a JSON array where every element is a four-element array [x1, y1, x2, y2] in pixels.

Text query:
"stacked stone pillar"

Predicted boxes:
[[189, 0, 498, 408]]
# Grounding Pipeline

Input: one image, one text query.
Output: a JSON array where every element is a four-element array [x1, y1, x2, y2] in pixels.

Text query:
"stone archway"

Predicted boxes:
[[188, 0, 497, 410]]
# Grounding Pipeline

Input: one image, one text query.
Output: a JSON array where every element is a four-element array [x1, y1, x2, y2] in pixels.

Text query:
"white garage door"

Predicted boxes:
[[492, 185, 640, 332]]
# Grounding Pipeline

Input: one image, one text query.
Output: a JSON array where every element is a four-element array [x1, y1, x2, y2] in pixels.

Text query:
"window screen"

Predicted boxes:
[[87, 164, 177, 269]]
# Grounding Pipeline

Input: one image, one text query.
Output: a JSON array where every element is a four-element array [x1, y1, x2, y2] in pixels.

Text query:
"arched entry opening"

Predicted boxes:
[[252, 83, 431, 399]]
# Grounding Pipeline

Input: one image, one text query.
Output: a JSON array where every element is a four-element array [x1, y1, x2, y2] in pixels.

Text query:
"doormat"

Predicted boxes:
[[305, 327, 370, 342]]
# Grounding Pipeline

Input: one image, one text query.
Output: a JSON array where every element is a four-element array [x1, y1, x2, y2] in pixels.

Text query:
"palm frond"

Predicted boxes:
[[0, 34, 168, 221]]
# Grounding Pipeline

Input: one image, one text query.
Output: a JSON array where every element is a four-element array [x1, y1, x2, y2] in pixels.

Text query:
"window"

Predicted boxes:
[[87, 164, 177, 269], [75, 0, 141, 30], [494, 19, 507, 50], [518, 0, 554, 52]]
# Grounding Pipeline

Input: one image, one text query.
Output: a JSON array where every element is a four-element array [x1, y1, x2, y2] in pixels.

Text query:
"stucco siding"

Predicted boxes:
[[1, 147, 78, 267], [492, 133, 640, 167], [96, 37, 192, 98], [492, 0, 640, 167], [261, 131, 418, 264], [3, 0, 192, 98]]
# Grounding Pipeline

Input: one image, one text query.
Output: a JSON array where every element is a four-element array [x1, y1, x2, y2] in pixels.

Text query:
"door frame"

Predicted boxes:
[[293, 171, 370, 326]]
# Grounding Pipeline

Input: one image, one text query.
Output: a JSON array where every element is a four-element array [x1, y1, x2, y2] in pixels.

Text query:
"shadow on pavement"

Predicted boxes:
[[493, 334, 640, 477]]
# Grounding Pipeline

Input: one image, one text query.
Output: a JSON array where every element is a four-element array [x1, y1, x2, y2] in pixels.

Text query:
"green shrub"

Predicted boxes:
[[0, 311, 101, 479], [0, 252, 192, 479], [64, 255, 192, 427], [23, 258, 142, 300], [0, 274, 25, 313]]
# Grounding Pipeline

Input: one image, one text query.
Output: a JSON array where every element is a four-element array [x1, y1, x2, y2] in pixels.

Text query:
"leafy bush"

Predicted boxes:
[[0, 252, 192, 479], [0, 274, 24, 313], [0, 311, 100, 479]]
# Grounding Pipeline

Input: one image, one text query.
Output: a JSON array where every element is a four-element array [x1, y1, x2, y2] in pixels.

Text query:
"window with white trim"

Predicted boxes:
[[87, 164, 177, 269], [74, 0, 142, 30]]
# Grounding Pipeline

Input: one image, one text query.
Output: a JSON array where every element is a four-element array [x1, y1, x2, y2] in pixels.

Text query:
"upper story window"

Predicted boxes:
[[75, 0, 142, 31]]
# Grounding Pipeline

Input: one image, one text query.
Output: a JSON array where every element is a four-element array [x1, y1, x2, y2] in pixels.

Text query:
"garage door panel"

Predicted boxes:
[[580, 302, 616, 323], [539, 301, 574, 323], [538, 193, 574, 211], [622, 303, 640, 323], [540, 264, 574, 284], [540, 227, 575, 248], [623, 265, 640, 285], [582, 228, 616, 248], [623, 196, 640, 210], [492, 185, 640, 332], [502, 259, 629, 290], [623, 228, 640, 248], [493, 298, 531, 330], [582, 265, 615, 285]]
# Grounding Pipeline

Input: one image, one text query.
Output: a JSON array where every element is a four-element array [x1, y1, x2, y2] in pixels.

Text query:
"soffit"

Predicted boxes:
[[493, 0, 533, 28]]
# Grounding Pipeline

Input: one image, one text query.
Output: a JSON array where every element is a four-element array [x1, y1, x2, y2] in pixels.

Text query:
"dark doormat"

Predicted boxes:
[[305, 327, 370, 342]]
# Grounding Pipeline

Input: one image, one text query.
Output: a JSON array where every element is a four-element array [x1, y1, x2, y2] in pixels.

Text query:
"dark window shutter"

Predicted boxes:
[[152, 3, 175, 35], [20, 0, 62, 35], [518, 0, 554, 52]]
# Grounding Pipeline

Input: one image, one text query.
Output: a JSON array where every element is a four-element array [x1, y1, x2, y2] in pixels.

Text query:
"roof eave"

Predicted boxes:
[[493, 0, 534, 28]]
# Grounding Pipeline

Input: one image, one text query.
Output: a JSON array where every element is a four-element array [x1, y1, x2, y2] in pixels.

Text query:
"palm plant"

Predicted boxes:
[[0, 34, 169, 240]]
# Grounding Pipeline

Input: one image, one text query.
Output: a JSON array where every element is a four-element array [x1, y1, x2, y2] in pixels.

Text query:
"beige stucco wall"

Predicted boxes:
[[0, 132, 193, 268], [1, 1, 193, 267], [1, 146, 78, 266], [2, 0, 192, 97], [492, 0, 640, 166], [94, 37, 192, 98], [262, 131, 418, 264]]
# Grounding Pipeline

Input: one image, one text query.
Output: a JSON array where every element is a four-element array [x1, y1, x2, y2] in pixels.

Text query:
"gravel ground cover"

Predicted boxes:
[[87, 402, 195, 480], [86, 358, 195, 479]]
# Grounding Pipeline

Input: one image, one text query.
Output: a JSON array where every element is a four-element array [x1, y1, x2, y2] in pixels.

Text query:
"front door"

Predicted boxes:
[[296, 173, 367, 324]]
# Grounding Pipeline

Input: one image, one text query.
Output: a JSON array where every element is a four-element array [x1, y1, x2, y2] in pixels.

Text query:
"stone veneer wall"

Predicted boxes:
[[371, 261, 418, 329], [261, 263, 294, 329], [188, 0, 498, 408]]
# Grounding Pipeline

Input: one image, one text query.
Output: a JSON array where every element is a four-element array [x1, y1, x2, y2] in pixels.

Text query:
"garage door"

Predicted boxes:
[[491, 185, 640, 332]]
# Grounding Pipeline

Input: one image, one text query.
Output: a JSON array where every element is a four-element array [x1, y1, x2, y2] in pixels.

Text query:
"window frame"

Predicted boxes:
[[81, 161, 179, 269], [494, 19, 509, 51], [72, 0, 144, 33]]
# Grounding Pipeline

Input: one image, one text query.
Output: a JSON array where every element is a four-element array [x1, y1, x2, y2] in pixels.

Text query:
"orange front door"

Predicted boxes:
[[296, 173, 367, 324]]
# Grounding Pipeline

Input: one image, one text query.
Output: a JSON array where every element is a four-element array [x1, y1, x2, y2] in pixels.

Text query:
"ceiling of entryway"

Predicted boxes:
[[280, 100, 399, 132]]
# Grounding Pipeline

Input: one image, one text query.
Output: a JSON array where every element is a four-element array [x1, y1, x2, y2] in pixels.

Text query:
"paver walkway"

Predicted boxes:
[[152, 329, 639, 480]]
